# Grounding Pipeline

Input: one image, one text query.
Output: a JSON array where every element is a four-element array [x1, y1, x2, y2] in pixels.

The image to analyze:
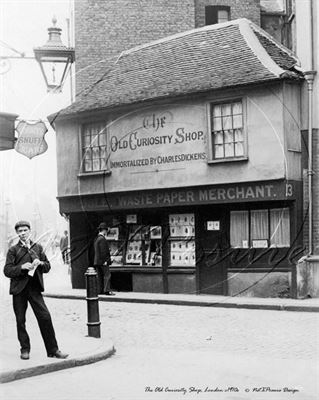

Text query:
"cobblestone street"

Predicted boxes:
[[1, 260, 319, 400]]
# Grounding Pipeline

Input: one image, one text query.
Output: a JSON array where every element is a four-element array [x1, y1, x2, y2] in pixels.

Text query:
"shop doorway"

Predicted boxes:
[[197, 207, 228, 295]]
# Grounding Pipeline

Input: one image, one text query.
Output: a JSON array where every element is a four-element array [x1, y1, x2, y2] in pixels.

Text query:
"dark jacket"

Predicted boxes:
[[94, 234, 111, 266], [3, 241, 51, 295]]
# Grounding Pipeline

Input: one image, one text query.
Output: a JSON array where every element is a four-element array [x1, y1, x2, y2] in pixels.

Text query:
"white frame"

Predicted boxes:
[[206, 97, 248, 163]]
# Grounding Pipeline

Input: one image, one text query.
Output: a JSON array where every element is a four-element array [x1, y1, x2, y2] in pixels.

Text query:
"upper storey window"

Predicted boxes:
[[209, 100, 246, 161], [82, 122, 108, 172], [205, 6, 230, 25]]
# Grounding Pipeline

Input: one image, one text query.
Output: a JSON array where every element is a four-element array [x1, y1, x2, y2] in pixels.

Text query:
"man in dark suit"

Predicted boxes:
[[3, 221, 68, 360], [94, 222, 114, 295], [59, 230, 69, 264]]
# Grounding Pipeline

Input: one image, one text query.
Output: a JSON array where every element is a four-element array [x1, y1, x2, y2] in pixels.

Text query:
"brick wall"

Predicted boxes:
[[194, 0, 261, 28], [75, 0, 195, 95]]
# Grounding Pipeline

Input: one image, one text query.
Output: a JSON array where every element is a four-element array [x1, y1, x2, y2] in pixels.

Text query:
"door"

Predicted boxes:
[[196, 206, 228, 295]]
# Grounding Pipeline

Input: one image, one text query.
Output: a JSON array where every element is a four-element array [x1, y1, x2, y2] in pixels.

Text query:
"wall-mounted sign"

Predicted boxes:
[[15, 120, 48, 159], [207, 221, 220, 231], [109, 106, 207, 172], [126, 214, 137, 224]]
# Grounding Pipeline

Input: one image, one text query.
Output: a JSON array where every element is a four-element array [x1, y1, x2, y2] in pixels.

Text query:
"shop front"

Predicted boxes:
[[60, 179, 301, 297]]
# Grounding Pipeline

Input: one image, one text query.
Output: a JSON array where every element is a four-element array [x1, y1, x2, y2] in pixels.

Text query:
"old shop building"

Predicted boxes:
[[52, 19, 303, 297]]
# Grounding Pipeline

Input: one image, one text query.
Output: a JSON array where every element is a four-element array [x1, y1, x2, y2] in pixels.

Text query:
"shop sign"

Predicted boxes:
[[64, 180, 296, 213], [109, 106, 207, 170], [15, 120, 48, 159]]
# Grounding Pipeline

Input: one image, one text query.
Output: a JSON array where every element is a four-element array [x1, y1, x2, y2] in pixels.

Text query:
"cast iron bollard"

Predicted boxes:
[[85, 266, 101, 338]]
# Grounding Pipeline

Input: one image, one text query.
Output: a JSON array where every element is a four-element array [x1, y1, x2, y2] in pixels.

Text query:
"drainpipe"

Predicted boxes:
[[303, 0, 316, 256], [304, 71, 316, 255]]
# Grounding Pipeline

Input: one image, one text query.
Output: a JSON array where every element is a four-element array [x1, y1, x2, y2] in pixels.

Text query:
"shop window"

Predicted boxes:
[[270, 208, 290, 247], [125, 225, 162, 267], [82, 121, 108, 172], [106, 223, 162, 267], [230, 208, 290, 248], [169, 214, 196, 267], [205, 6, 230, 25], [209, 100, 245, 162]]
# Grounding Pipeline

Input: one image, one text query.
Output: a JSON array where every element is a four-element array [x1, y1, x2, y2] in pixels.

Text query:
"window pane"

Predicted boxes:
[[84, 135, 91, 147], [225, 143, 234, 157], [224, 130, 233, 143], [100, 159, 107, 170], [84, 147, 92, 159], [270, 208, 290, 247], [92, 147, 100, 159], [251, 210, 269, 241], [232, 102, 242, 115], [222, 103, 231, 116], [213, 105, 221, 117], [84, 160, 92, 172], [214, 144, 224, 158], [233, 114, 242, 129], [223, 115, 232, 130], [92, 159, 100, 171], [214, 131, 224, 144], [234, 128, 243, 141], [100, 132, 107, 145], [235, 142, 244, 156], [213, 117, 222, 131], [100, 146, 107, 159], [230, 211, 249, 247]]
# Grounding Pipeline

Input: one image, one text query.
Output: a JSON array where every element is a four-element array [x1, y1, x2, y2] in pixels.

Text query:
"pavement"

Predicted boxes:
[[0, 334, 115, 384], [45, 287, 319, 312], [0, 255, 115, 385], [1, 254, 318, 385]]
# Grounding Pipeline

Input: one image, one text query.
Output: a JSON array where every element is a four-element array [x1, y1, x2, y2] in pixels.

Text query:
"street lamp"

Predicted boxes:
[[33, 17, 75, 93]]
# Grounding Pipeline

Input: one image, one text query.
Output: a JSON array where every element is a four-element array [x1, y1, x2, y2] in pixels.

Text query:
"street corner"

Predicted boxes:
[[0, 334, 115, 384]]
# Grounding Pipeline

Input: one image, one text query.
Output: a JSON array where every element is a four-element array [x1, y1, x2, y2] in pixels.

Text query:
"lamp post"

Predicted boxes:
[[33, 17, 75, 93]]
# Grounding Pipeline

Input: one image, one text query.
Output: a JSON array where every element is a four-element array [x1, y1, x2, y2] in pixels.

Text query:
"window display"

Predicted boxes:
[[125, 224, 162, 267], [169, 213, 195, 267]]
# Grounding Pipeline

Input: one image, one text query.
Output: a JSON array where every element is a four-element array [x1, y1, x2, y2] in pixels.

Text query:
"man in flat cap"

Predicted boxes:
[[3, 220, 68, 360], [94, 222, 114, 295]]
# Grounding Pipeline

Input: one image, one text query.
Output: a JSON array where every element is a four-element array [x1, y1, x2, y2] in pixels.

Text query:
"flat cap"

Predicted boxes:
[[14, 220, 31, 230]]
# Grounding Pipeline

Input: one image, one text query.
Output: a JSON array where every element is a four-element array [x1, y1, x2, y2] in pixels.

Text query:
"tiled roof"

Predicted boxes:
[[56, 19, 300, 118]]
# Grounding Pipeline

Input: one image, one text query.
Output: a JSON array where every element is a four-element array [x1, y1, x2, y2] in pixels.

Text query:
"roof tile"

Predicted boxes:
[[57, 19, 300, 118]]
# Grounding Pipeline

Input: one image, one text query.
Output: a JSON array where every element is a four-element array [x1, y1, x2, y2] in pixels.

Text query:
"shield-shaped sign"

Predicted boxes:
[[15, 120, 48, 159]]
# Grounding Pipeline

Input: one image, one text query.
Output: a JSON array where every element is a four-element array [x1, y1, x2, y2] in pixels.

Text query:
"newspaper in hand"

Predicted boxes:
[[28, 260, 39, 277]]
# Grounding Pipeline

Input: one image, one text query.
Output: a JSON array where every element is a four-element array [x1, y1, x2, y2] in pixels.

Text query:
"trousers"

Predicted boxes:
[[12, 282, 58, 355], [95, 265, 111, 294]]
